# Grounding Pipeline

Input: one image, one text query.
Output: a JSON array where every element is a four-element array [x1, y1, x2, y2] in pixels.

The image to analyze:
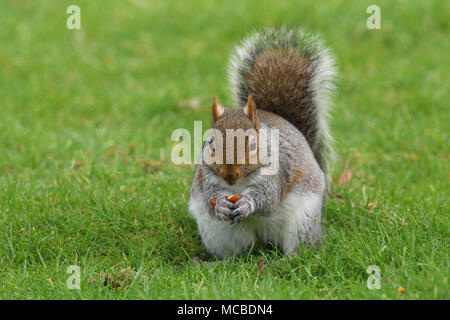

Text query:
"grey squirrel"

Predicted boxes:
[[189, 27, 336, 259]]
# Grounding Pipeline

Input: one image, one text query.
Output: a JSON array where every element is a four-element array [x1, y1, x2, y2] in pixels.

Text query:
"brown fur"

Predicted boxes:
[[212, 97, 224, 122], [243, 49, 324, 166], [244, 95, 260, 129], [282, 169, 304, 198], [208, 98, 261, 185], [195, 168, 203, 192]]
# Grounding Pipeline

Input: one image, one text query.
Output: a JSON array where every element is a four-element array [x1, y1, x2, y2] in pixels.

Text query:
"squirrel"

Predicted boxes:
[[189, 27, 336, 259]]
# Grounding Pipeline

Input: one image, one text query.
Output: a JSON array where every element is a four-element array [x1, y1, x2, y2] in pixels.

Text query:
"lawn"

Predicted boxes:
[[0, 0, 448, 299]]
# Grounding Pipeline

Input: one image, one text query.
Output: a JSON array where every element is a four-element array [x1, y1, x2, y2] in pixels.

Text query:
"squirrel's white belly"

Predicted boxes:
[[189, 190, 323, 259]]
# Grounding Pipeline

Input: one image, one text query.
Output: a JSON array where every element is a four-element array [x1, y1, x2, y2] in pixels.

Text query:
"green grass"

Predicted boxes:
[[0, 0, 448, 299]]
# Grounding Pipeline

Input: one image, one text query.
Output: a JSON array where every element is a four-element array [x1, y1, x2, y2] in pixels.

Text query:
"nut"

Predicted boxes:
[[227, 194, 240, 203]]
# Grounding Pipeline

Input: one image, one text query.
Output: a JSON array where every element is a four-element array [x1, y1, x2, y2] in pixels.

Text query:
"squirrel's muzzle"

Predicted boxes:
[[219, 165, 243, 185]]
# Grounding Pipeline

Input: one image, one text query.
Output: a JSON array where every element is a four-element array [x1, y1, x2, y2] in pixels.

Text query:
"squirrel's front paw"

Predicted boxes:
[[214, 198, 234, 221], [229, 196, 255, 223]]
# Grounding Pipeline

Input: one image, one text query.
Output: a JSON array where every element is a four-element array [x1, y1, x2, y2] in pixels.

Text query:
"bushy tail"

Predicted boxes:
[[228, 27, 336, 176]]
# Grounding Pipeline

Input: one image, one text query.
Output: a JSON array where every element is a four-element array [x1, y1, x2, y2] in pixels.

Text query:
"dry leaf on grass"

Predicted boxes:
[[257, 259, 265, 272], [117, 268, 135, 286], [179, 97, 201, 111], [337, 169, 352, 186], [96, 268, 135, 289], [141, 159, 164, 172], [98, 272, 118, 288], [73, 161, 84, 169], [329, 192, 344, 202], [406, 153, 419, 161], [368, 201, 378, 210]]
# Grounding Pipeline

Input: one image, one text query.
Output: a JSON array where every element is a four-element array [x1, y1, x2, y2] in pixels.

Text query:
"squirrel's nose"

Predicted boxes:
[[220, 165, 241, 185]]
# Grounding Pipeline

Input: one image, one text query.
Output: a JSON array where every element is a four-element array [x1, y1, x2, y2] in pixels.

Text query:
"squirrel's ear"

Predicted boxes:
[[212, 97, 224, 122], [244, 95, 259, 128]]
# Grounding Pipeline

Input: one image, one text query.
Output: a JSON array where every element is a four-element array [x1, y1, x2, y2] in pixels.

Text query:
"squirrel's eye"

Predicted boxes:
[[249, 137, 257, 152], [208, 138, 215, 152]]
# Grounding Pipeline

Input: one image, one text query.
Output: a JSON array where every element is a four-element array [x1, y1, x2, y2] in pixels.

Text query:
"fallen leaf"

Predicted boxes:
[[337, 169, 352, 187], [141, 159, 164, 172], [98, 272, 118, 288], [73, 161, 84, 169], [96, 269, 135, 289], [368, 201, 378, 210], [257, 259, 265, 272], [117, 268, 135, 286], [179, 97, 201, 111], [329, 192, 344, 202]]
